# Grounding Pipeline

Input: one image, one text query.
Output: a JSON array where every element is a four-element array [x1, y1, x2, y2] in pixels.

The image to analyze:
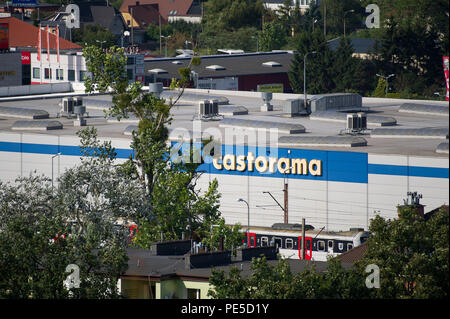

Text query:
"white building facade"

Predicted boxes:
[[0, 131, 448, 233]]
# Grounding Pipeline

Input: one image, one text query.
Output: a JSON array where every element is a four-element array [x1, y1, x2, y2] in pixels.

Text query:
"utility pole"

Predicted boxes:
[[131, 7, 134, 46], [301, 218, 305, 260], [323, 0, 327, 37], [304, 51, 317, 113], [283, 183, 288, 224], [159, 14, 162, 55]]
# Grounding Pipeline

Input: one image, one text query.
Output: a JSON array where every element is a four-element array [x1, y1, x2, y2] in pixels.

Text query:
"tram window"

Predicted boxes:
[[347, 243, 353, 250], [286, 238, 293, 249], [261, 237, 268, 247], [274, 237, 282, 248], [318, 241, 325, 251], [250, 236, 255, 247], [328, 240, 333, 249], [338, 243, 344, 251]]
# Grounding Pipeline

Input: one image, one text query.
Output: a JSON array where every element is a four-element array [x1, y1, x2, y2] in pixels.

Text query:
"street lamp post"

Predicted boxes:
[[312, 19, 317, 32], [343, 9, 355, 38], [376, 73, 395, 97], [161, 35, 171, 57], [304, 51, 317, 113], [121, 30, 130, 48], [251, 36, 258, 52], [51, 152, 61, 191], [237, 198, 250, 247], [96, 40, 106, 49]]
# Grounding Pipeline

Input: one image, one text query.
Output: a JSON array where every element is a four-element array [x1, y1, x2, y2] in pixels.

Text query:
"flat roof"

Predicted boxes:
[[0, 89, 448, 158]]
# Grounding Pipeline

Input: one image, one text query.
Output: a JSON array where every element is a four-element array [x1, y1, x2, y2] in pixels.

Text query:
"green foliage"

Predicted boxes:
[[373, 77, 386, 97], [0, 127, 149, 298], [72, 25, 116, 48], [202, 0, 265, 32], [258, 21, 287, 52], [354, 206, 449, 298], [201, 219, 244, 253], [199, 27, 259, 52]]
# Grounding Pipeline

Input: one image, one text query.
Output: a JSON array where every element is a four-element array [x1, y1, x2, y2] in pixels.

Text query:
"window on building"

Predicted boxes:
[[127, 68, 133, 81], [261, 236, 268, 247], [338, 243, 344, 251], [68, 69, 75, 81], [44, 68, 52, 79], [56, 69, 64, 80], [126, 56, 135, 65], [273, 237, 282, 249], [317, 240, 325, 251], [79, 71, 88, 82], [32, 67, 40, 79], [285, 238, 293, 249], [187, 288, 200, 299]]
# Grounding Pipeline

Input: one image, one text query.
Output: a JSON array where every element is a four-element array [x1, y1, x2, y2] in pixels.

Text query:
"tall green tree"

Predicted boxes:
[[82, 45, 237, 248], [0, 128, 147, 298], [258, 21, 287, 52], [289, 30, 335, 94]]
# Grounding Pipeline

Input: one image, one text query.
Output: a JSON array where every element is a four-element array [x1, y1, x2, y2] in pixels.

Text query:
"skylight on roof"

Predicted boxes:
[[149, 68, 168, 74], [206, 65, 226, 71], [262, 61, 282, 67]]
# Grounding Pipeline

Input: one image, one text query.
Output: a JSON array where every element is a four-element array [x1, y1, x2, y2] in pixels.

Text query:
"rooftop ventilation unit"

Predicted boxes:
[[261, 91, 273, 111], [149, 82, 164, 98], [196, 99, 223, 121], [342, 112, 369, 135], [283, 99, 306, 117]]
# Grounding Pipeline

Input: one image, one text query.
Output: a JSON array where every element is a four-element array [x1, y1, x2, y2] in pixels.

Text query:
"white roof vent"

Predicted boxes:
[[172, 60, 183, 65], [262, 61, 282, 67], [206, 65, 226, 71], [149, 68, 168, 74]]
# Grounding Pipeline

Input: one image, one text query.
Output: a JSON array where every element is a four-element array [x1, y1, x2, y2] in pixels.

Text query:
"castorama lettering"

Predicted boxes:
[[212, 152, 322, 176]]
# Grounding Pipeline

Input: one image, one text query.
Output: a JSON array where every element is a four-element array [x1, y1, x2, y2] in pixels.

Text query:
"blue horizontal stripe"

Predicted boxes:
[[0, 141, 133, 159], [368, 164, 448, 179], [0, 140, 447, 180]]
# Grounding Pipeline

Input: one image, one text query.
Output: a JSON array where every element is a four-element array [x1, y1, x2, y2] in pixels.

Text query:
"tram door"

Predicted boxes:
[[243, 233, 256, 247], [298, 236, 312, 260]]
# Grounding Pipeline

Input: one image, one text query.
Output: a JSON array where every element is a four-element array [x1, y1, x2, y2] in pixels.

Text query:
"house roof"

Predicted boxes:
[[0, 17, 81, 50], [144, 51, 295, 80], [327, 37, 379, 54], [127, 4, 162, 28], [123, 247, 350, 281], [424, 205, 449, 221], [120, 0, 196, 21], [57, 2, 124, 30], [336, 242, 368, 263]]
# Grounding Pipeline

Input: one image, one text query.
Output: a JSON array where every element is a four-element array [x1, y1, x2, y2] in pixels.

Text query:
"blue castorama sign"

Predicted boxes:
[[171, 141, 369, 184]]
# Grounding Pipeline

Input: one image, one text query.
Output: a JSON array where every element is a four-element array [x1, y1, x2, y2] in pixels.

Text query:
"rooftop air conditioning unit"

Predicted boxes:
[[209, 99, 218, 116], [357, 112, 367, 130], [346, 113, 359, 130], [199, 100, 211, 116], [73, 96, 83, 106], [62, 97, 74, 114]]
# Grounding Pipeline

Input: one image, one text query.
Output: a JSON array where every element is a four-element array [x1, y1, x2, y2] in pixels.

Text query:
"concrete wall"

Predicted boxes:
[[0, 82, 72, 97], [0, 53, 22, 87]]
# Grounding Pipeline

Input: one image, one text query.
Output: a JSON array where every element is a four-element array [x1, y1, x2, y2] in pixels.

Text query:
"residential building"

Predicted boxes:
[[120, 0, 202, 25]]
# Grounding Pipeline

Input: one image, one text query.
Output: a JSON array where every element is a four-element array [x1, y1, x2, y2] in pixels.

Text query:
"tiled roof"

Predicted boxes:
[[336, 242, 367, 263], [120, 0, 195, 20], [0, 17, 81, 50]]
